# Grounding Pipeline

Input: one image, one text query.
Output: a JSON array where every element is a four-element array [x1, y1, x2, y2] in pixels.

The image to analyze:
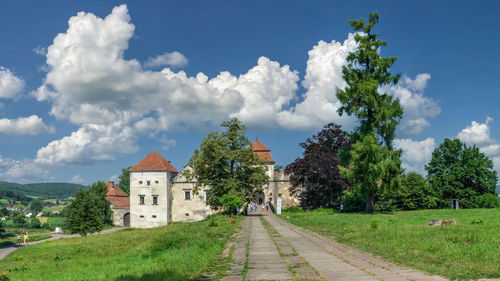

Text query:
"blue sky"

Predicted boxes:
[[0, 0, 499, 184]]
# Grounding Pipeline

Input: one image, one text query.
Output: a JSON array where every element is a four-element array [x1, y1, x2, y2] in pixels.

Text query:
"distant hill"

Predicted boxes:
[[0, 181, 87, 200]]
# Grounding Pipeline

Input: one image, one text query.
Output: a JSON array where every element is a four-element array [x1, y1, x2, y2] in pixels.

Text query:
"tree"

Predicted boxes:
[[64, 189, 105, 236], [12, 211, 27, 228], [425, 138, 498, 208], [336, 12, 403, 212], [30, 198, 43, 214], [88, 181, 113, 225], [285, 123, 351, 209], [186, 118, 268, 208], [64, 182, 113, 235], [117, 167, 131, 195]]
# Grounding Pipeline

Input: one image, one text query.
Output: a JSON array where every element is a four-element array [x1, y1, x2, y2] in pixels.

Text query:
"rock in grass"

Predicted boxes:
[[428, 219, 457, 226]]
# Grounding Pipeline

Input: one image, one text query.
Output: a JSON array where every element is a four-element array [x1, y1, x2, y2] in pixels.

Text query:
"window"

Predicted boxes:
[[184, 190, 191, 200], [139, 215, 144, 218], [152, 215, 156, 218], [155, 180, 159, 184], [152, 195, 158, 205], [138, 181, 143, 185], [146, 180, 151, 186], [139, 195, 145, 205]]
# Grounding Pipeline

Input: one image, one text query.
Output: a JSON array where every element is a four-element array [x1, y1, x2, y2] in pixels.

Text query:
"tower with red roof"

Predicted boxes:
[[129, 151, 178, 228]]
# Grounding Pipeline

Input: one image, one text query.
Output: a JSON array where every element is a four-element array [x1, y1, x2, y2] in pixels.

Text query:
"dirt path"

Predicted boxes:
[[0, 227, 125, 261]]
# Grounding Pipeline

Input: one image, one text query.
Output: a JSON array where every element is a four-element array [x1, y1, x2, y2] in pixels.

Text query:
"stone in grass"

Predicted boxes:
[[428, 219, 457, 226]]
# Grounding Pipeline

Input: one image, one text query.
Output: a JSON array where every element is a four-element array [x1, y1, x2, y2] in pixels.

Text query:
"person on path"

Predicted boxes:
[[16, 234, 21, 246], [340, 203, 344, 213], [23, 232, 28, 246], [266, 200, 269, 211], [261, 204, 265, 211]]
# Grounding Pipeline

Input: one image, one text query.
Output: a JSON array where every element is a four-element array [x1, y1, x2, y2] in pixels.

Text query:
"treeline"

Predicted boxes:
[[0, 181, 86, 200]]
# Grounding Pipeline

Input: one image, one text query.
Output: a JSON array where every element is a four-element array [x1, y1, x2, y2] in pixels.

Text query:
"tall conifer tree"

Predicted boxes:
[[337, 12, 403, 212]]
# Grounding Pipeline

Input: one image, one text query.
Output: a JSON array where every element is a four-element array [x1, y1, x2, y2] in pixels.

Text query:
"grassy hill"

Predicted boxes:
[[0, 181, 86, 200], [0, 216, 240, 281]]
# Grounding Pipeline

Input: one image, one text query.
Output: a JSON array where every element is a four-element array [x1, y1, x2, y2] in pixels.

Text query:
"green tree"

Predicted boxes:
[[425, 138, 498, 208], [117, 167, 131, 195], [11, 211, 27, 228], [218, 193, 244, 215], [64, 189, 105, 236], [30, 198, 43, 214], [88, 182, 113, 225], [337, 12, 403, 212], [186, 118, 268, 208]]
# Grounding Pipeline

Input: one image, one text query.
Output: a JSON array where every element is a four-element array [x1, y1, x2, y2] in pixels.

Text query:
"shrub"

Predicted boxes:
[[475, 193, 498, 208], [370, 220, 379, 230], [284, 206, 303, 213], [0, 272, 9, 280], [342, 189, 365, 212], [218, 193, 243, 215]]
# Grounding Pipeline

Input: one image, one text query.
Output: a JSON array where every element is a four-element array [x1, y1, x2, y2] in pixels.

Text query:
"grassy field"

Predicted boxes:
[[0, 215, 241, 281], [281, 208, 500, 280]]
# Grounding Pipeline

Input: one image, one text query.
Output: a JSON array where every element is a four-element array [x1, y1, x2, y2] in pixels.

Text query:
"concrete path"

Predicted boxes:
[[0, 227, 125, 261], [264, 213, 448, 281], [223, 209, 451, 281]]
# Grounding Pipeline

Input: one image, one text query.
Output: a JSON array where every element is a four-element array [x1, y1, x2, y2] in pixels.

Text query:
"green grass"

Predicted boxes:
[[281, 208, 500, 280], [0, 234, 52, 247], [0, 215, 241, 281]]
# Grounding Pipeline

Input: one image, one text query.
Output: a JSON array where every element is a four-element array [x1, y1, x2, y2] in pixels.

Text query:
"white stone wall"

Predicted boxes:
[[110, 206, 129, 226], [130, 171, 171, 228], [171, 166, 212, 222]]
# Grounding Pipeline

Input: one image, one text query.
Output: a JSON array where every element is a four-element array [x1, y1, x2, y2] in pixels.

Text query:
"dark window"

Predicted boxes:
[[184, 190, 191, 200], [139, 195, 145, 205], [139, 215, 144, 218], [152, 195, 158, 205], [146, 180, 151, 186], [155, 180, 159, 184], [138, 181, 143, 185], [152, 215, 156, 218]]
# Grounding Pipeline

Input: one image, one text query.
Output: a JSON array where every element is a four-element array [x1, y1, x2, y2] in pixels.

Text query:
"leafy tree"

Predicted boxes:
[[117, 167, 131, 195], [64, 189, 105, 236], [336, 12, 403, 212], [30, 198, 43, 214], [11, 211, 27, 228], [375, 172, 438, 212], [425, 138, 498, 208], [186, 118, 268, 208], [285, 123, 351, 209], [88, 182, 113, 225]]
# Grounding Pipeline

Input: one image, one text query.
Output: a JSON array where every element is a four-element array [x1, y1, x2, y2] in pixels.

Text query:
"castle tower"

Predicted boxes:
[[129, 151, 177, 228], [251, 140, 276, 205]]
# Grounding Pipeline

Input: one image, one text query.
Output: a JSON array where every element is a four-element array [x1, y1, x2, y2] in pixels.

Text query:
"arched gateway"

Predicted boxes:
[[123, 213, 130, 227]]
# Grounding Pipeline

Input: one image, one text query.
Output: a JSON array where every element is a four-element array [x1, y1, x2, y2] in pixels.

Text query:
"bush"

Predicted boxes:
[[218, 193, 243, 215], [284, 206, 303, 213], [475, 193, 499, 208]]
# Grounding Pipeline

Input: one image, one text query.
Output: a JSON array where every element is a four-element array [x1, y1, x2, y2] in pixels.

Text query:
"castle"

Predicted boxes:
[[105, 140, 298, 228]]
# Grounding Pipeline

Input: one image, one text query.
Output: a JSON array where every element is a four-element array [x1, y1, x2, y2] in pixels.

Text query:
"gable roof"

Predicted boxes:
[[105, 181, 128, 197], [251, 140, 275, 164], [129, 151, 178, 172], [106, 196, 130, 208]]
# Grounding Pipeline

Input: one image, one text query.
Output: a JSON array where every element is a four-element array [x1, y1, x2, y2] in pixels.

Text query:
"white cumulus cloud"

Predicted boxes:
[[144, 51, 188, 68], [0, 67, 25, 99], [0, 156, 49, 182], [457, 117, 500, 174], [394, 138, 436, 174], [0, 115, 54, 135], [71, 174, 84, 183]]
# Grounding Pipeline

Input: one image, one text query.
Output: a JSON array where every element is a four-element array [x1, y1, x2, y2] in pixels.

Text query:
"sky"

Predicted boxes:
[[0, 0, 499, 185]]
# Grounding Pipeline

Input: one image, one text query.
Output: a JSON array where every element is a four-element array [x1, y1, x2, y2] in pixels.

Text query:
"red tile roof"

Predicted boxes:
[[251, 140, 275, 164], [105, 181, 128, 197], [129, 151, 178, 172], [106, 196, 130, 208]]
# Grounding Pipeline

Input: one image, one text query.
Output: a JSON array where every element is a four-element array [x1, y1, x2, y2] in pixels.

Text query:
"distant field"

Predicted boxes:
[[0, 215, 241, 281], [281, 208, 500, 280]]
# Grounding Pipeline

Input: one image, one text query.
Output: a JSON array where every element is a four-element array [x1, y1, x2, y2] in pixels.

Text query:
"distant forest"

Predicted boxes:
[[0, 181, 87, 201]]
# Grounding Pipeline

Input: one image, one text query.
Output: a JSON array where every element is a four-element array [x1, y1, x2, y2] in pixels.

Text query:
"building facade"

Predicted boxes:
[[106, 140, 298, 228]]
